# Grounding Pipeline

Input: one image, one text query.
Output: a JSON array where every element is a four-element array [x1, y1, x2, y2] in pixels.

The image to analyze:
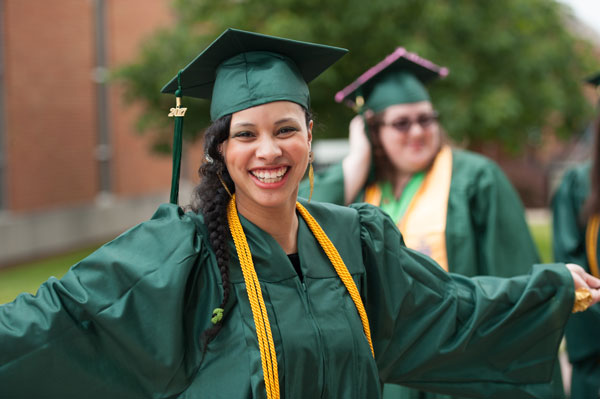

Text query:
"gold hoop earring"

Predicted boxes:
[[218, 173, 233, 198], [308, 152, 314, 203]]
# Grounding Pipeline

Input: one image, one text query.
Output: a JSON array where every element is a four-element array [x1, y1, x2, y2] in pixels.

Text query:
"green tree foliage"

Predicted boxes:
[[116, 0, 597, 153]]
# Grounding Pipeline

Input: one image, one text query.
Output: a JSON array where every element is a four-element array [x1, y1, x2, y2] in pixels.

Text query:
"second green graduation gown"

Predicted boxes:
[[0, 200, 573, 398]]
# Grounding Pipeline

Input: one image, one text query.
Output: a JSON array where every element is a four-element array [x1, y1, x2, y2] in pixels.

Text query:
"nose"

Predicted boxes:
[[406, 121, 425, 138], [255, 135, 282, 161]]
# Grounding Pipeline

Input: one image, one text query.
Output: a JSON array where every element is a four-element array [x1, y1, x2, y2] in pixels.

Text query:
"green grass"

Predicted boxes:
[[529, 222, 552, 264], [0, 244, 101, 304], [0, 220, 553, 305]]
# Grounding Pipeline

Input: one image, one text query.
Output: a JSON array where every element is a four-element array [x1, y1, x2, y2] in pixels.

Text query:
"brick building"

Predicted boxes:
[[0, 0, 202, 265]]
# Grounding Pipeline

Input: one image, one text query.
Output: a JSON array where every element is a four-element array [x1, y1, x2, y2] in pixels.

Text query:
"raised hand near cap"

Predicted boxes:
[[348, 113, 372, 157], [342, 112, 373, 205]]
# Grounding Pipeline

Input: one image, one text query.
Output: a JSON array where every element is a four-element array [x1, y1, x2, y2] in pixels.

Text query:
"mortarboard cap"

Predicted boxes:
[[585, 71, 600, 108], [585, 72, 600, 87], [162, 28, 348, 121], [335, 47, 448, 113]]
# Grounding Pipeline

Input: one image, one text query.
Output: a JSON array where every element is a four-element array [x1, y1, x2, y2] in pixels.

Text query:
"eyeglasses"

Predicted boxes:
[[381, 111, 439, 133]]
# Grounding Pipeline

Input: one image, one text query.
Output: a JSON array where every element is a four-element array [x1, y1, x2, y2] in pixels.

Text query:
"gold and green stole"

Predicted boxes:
[[364, 145, 453, 271]]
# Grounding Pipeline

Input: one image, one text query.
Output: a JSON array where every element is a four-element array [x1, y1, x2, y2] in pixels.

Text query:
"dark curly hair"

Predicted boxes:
[[189, 113, 233, 351], [192, 106, 313, 349]]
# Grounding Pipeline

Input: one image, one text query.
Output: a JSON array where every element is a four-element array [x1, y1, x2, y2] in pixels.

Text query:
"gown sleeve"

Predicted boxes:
[[352, 203, 574, 398], [0, 204, 211, 399]]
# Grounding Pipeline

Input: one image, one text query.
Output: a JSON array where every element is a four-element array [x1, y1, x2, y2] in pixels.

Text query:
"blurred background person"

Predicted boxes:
[[553, 72, 600, 399], [299, 49, 564, 399]]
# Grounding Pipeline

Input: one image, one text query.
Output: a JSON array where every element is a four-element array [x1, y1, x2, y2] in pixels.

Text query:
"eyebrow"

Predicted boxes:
[[274, 117, 299, 125], [231, 122, 256, 129], [231, 117, 300, 128]]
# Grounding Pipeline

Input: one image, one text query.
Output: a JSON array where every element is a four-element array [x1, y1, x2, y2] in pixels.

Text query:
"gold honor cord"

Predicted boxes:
[[227, 197, 280, 399], [586, 214, 600, 278], [227, 196, 375, 399]]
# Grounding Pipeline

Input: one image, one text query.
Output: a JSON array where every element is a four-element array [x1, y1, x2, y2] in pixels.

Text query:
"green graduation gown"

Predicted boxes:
[[0, 200, 573, 398], [552, 163, 600, 399]]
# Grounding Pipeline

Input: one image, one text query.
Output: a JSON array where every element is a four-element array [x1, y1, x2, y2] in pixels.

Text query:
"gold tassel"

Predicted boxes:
[[218, 173, 233, 198], [308, 152, 314, 203]]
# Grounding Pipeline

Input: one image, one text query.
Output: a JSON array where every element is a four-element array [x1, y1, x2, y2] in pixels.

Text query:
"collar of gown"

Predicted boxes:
[[226, 198, 362, 284]]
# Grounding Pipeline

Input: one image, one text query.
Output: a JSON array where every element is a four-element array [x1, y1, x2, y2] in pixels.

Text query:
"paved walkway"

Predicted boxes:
[[526, 208, 551, 225]]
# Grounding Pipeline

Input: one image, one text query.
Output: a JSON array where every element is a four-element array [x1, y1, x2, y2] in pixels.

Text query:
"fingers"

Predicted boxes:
[[590, 288, 600, 304], [571, 272, 587, 290], [348, 116, 370, 152], [566, 263, 585, 274], [566, 263, 600, 289], [565, 263, 600, 306], [583, 272, 600, 289], [349, 115, 365, 133], [566, 264, 585, 288]]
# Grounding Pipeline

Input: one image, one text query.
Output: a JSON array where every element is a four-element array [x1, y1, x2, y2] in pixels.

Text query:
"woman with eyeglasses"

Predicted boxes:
[[300, 48, 560, 399]]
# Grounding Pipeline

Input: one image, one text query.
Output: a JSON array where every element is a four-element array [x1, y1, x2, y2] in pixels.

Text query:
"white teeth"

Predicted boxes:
[[251, 167, 288, 183]]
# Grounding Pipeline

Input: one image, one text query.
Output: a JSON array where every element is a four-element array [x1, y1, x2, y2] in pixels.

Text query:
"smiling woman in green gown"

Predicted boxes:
[[1, 30, 600, 399], [553, 72, 600, 399]]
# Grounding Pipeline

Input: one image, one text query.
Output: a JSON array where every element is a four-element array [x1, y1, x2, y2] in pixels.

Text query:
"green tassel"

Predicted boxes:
[[169, 71, 185, 205], [170, 114, 183, 204], [211, 308, 224, 324]]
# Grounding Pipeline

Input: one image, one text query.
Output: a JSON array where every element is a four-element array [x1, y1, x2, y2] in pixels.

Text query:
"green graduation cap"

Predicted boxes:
[[586, 71, 600, 99], [585, 71, 600, 109], [585, 72, 600, 87], [335, 47, 448, 113], [161, 28, 347, 204], [162, 28, 348, 121]]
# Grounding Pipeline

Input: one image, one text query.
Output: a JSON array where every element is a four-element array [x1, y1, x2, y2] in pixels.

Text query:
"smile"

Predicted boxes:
[[250, 166, 289, 184]]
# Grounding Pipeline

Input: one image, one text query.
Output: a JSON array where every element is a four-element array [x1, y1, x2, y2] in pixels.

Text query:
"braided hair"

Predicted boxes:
[[191, 114, 234, 350], [191, 107, 313, 349]]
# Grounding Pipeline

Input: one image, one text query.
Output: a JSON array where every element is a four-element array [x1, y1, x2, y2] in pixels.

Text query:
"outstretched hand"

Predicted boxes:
[[566, 263, 600, 307]]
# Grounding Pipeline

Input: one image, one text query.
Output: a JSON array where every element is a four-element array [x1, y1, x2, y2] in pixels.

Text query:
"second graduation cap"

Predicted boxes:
[[586, 72, 600, 87], [162, 28, 348, 121], [335, 47, 449, 113]]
